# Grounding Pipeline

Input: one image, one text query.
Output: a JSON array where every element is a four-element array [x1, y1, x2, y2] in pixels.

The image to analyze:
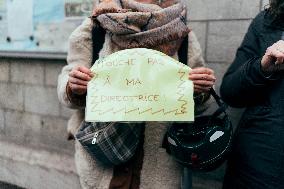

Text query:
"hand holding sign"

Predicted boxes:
[[189, 67, 216, 93], [86, 48, 194, 122], [68, 66, 94, 95]]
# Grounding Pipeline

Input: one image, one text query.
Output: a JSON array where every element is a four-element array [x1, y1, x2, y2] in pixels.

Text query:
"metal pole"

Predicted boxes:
[[181, 167, 192, 189]]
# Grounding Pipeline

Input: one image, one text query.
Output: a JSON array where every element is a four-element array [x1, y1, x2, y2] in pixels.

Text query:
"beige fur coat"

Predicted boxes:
[[57, 17, 211, 189]]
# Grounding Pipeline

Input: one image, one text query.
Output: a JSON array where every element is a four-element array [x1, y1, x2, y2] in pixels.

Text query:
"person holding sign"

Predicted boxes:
[[221, 1, 284, 188], [58, 0, 216, 188]]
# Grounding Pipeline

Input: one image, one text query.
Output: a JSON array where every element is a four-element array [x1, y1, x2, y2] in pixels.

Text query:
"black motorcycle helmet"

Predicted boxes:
[[166, 88, 233, 171]]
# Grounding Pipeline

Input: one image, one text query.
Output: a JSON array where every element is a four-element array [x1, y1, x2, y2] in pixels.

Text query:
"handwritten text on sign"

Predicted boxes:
[[85, 48, 194, 122]]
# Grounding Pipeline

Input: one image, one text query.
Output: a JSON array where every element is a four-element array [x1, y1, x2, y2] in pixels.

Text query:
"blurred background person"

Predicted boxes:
[[221, 0, 284, 188]]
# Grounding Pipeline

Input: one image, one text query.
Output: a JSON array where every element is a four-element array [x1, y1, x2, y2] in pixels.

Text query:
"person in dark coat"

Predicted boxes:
[[221, 1, 284, 189]]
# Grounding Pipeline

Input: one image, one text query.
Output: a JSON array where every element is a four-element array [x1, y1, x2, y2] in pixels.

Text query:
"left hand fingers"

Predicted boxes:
[[193, 80, 215, 87], [190, 67, 215, 75], [194, 85, 211, 93], [188, 73, 216, 82]]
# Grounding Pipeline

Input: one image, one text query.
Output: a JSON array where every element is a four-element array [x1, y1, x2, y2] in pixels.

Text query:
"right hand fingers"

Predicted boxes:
[[68, 82, 87, 95], [68, 77, 89, 86], [77, 66, 94, 76], [69, 66, 94, 81], [69, 70, 92, 81], [68, 66, 94, 94]]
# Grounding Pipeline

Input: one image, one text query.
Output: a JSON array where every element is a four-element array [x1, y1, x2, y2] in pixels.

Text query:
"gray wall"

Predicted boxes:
[[189, 0, 268, 90], [0, 59, 79, 189], [0, 0, 269, 188]]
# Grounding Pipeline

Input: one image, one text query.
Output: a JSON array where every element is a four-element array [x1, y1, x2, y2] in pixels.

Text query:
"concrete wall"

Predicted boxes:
[[189, 0, 268, 90], [0, 59, 80, 189], [0, 0, 269, 188]]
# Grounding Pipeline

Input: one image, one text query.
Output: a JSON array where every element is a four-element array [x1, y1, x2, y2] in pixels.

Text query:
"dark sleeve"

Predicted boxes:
[[220, 14, 279, 108]]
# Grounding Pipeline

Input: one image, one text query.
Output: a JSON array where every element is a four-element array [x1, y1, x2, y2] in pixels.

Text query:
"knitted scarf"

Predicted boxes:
[[92, 0, 190, 56]]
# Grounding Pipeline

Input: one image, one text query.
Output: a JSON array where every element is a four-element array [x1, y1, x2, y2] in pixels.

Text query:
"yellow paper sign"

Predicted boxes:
[[85, 48, 194, 122]]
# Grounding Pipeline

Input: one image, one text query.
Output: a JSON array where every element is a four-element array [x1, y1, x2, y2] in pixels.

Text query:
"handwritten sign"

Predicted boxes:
[[85, 48, 194, 122]]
